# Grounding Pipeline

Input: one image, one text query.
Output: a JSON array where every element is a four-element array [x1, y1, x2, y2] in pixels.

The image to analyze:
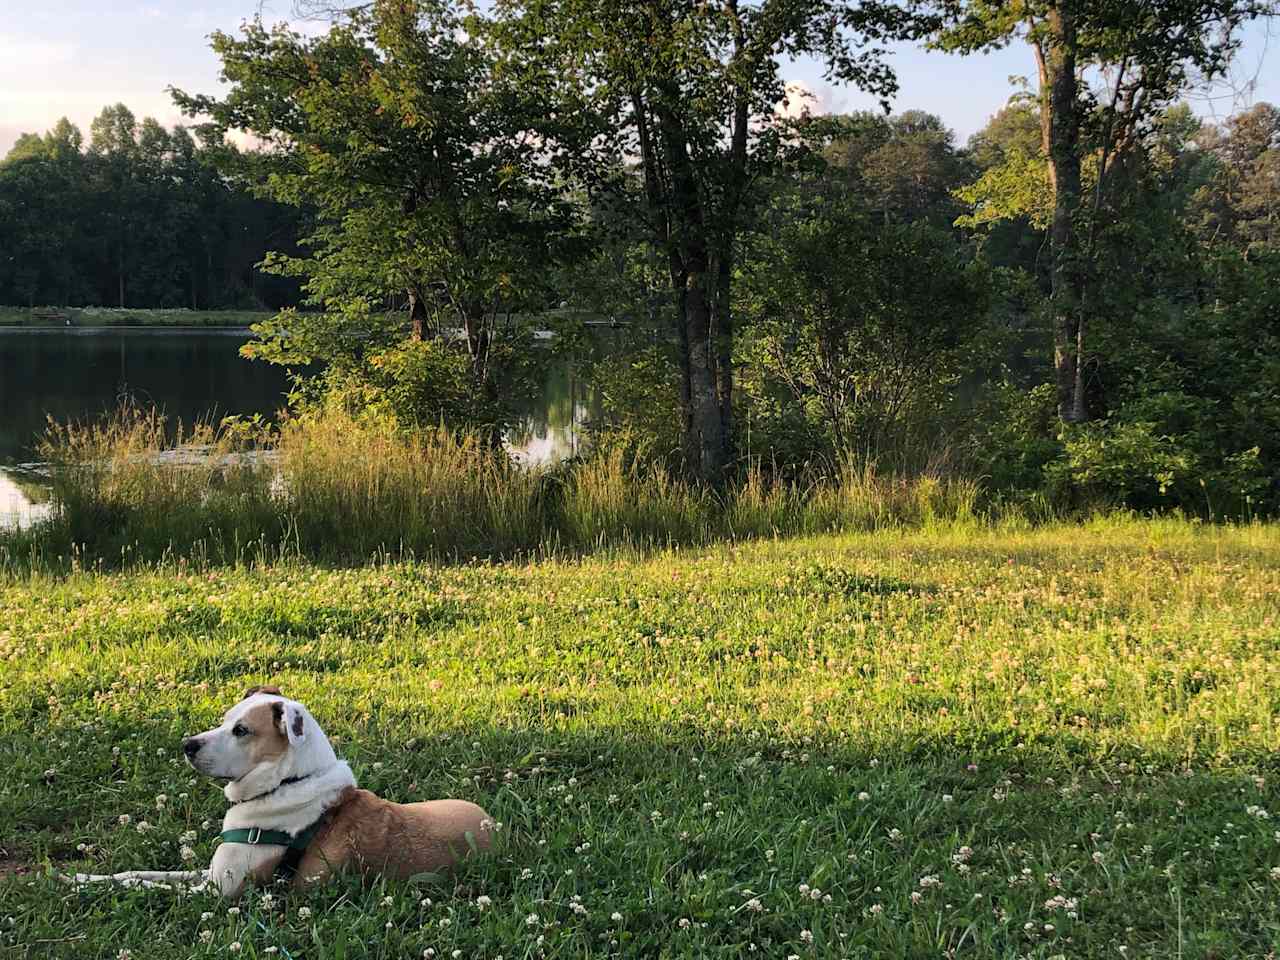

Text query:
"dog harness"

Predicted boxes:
[[220, 818, 328, 880]]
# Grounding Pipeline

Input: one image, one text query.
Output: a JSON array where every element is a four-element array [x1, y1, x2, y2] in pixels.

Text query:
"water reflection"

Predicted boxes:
[[0, 467, 52, 528], [0, 331, 597, 527]]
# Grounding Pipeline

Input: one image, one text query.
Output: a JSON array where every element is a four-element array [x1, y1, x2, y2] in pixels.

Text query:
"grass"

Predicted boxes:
[[0, 307, 270, 328], [1, 407, 986, 573], [1, 521, 1279, 958]]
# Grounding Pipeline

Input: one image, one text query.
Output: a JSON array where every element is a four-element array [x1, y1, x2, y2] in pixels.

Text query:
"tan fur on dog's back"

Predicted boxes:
[[291, 788, 494, 887]]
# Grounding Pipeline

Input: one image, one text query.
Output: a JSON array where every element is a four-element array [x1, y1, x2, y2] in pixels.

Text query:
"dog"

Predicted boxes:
[[73, 686, 494, 898]]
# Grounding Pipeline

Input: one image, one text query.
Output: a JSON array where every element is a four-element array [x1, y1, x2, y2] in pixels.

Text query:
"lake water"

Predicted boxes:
[[0, 329, 594, 526]]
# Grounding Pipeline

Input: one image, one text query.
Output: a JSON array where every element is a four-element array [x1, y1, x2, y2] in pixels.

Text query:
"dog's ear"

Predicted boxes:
[[242, 684, 282, 700], [280, 702, 307, 747]]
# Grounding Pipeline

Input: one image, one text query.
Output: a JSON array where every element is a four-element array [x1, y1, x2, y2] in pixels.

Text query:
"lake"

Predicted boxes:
[[0, 329, 594, 526]]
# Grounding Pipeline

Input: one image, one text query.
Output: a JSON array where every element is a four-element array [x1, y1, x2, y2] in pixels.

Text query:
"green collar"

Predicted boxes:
[[220, 818, 325, 850], [219, 818, 328, 882]]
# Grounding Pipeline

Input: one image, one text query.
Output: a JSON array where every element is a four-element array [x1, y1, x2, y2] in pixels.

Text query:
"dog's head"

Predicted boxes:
[[182, 686, 337, 802]]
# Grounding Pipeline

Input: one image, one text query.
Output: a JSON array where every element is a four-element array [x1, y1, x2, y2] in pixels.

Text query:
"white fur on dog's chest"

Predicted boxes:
[[208, 842, 281, 898], [213, 761, 357, 897]]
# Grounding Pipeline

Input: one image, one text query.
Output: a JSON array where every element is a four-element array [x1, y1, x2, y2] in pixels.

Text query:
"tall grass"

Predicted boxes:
[[279, 414, 543, 559], [2, 405, 995, 572], [36, 404, 280, 567]]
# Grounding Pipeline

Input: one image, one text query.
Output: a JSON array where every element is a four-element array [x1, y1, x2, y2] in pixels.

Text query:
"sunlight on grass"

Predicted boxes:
[[2, 523, 1279, 957]]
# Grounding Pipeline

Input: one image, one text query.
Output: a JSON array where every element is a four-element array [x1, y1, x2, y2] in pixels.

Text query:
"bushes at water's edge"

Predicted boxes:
[[0, 407, 986, 572]]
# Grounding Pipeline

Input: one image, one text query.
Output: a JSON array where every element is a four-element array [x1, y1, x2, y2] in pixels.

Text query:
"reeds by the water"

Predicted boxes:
[[1, 405, 990, 572]]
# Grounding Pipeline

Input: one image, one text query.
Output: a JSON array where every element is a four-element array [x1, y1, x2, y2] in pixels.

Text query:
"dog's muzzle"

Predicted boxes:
[[182, 737, 202, 759]]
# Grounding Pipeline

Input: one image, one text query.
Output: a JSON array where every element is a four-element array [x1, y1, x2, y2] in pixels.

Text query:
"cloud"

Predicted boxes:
[[775, 81, 847, 120]]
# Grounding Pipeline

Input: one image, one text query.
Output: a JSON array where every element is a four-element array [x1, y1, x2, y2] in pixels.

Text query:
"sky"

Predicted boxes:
[[2, 1, 1278, 158]]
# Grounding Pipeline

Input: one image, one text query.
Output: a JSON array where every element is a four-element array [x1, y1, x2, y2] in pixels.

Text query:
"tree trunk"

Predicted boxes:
[[1039, 3, 1085, 424], [655, 100, 728, 482], [408, 287, 426, 340], [712, 247, 734, 463]]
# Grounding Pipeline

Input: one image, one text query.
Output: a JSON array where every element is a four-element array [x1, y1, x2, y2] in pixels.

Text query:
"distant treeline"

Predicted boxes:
[[0, 104, 303, 311]]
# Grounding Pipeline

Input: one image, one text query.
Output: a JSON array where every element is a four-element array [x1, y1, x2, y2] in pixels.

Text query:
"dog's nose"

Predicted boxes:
[[182, 737, 202, 758]]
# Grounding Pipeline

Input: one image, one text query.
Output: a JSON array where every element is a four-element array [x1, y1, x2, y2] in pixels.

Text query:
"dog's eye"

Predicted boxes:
[[232, 724, 250, 737]]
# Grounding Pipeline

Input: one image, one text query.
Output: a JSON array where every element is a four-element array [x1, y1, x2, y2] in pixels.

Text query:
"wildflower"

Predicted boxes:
[[1092, 851, 1105, 864], [611, 911, 623, 922], [857, 792, 870, 801], [226, 907, 240, 917], [570, 902, 588, 916], [260, 894, 275, 911], [199, 930, 213, 944], [918, 875, 941, 889], [679, 918, 691, 929], [1271, 866, 1280, 880], [800, 929, 813, 943], [745, 898, 763, 912], [869, 904, 883, 916], [911, 892, 923, 904], [887, 828, 903, 841], [423, 951, 435, 959], [229, 944, 242, 954], [155, 794, 168, 809], [525, 913, 540, 926], [201, 912, 214, 922], [476, 895, 492, 909], [179, 830, 198, 844], [118, 814, 132, 826], [298, 907, 312, 919], [117, 951, 132, 960]]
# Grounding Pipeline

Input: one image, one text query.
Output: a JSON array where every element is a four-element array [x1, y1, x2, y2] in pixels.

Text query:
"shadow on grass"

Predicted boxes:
[[4, 718, 1279, 959]]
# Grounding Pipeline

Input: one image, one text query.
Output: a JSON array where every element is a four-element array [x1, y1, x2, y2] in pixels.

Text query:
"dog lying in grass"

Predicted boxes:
[[74, 686, 494, 897]]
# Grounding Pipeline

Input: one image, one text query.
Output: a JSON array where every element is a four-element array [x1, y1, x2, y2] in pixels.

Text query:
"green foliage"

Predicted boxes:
[[0, 107, 300, 310], [1048, 419, 1197, 508], [174, 1, 577, 430], [738, 196, 994, 464], [954, 146, 1052, 229]]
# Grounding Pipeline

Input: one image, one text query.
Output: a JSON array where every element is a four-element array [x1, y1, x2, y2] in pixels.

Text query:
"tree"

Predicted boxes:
[[88, 104, 143, 308], [492, 0, 927, 481], [935, 0, 1273, 423], [172, 0, 575, 424], [739, 193, 992, 461], [1196, 102, 1280, 253]]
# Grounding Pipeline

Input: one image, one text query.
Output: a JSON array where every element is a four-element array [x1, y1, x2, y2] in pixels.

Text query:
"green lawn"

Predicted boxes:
[[2, 520, 1278, 958], [0, 307, 270, 328]]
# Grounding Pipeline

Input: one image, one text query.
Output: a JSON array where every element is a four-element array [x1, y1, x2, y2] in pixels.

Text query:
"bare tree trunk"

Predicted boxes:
[[1040, 2, 1084, 424], [655, 98, 728, 482], [408, 286, 426, 340], [713, 249, 734, 464]]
